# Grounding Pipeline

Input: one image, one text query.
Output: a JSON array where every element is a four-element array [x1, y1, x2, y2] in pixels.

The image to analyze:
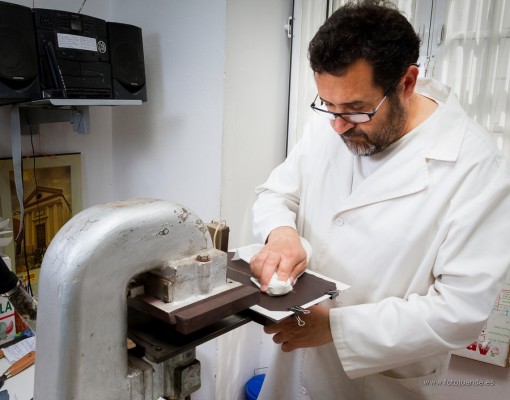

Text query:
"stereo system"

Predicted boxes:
[[0, 0, 147, 104]]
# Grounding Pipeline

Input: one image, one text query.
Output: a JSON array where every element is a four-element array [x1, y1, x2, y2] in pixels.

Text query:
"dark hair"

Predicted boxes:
[[308, 0, 420, 93]]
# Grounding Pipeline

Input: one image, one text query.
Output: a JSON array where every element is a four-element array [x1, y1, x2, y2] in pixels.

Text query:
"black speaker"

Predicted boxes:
[[0, 1, 40, 105], [107, 22, 147, 102]]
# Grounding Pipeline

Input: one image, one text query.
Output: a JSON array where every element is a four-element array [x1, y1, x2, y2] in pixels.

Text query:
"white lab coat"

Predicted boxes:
[[253, 79, 510, 400]]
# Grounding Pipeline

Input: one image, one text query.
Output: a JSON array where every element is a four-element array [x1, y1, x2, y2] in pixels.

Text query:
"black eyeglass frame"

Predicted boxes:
[[310, 86, 394, 124]]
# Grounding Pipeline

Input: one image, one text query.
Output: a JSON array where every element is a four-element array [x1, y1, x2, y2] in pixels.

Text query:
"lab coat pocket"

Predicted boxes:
[[358, 366, 444, 400]]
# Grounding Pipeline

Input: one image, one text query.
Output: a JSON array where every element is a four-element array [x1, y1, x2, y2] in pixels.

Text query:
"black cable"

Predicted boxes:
[[77, 0, 88, 14], [16, 155, 33, 296], [22, 235, 32, 296], [284, 0, 295, 158]]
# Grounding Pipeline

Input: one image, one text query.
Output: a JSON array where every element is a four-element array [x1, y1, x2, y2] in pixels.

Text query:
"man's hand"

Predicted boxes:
[[264, 305, 333, 351], [250, 226, 307, 292]]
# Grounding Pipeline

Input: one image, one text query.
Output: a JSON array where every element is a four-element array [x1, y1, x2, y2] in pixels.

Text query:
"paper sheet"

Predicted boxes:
[[2, 337, 36, 363]]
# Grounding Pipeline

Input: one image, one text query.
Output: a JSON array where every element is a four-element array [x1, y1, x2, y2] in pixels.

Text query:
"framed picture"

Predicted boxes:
[[0, 153, 82, 296]]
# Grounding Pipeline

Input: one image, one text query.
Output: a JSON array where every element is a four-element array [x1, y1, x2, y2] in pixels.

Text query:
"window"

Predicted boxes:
[[36, 223, 46, 249], [431, 0, 510, 154]]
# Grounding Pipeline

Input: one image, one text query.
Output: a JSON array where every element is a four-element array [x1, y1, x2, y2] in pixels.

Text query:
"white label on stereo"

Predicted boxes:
[[57, 33, 98, 52]]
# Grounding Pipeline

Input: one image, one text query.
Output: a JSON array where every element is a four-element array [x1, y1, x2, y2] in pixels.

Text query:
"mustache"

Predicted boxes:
[[342, 127, 367, 139]]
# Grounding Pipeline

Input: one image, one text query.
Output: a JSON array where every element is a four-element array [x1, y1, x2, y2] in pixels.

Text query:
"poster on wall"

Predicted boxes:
[[0, 153, 82, 297]]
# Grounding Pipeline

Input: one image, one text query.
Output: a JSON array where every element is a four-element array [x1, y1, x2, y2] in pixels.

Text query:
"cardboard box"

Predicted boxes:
[[0, 256, 16, 344], [0, 297, 16, 345], [452, 283, 510, 367]]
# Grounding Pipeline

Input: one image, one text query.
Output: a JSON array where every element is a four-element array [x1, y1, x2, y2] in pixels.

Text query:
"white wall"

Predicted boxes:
[[217, 2, 292, 398], [221, 0, 291, 249], [108, 1, 227, 222]]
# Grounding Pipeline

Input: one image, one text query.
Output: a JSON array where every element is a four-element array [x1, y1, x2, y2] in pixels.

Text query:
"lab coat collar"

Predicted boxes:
[[414, 78, 466, 163], [338, 79, 465, 211]]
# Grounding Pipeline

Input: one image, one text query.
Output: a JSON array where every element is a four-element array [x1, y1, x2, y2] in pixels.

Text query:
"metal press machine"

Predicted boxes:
[[33, 198, 260, 400]]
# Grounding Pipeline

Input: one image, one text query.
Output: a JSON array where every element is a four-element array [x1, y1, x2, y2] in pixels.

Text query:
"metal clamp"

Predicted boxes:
[[326, 289, 340, 300], [288, 305, 310, 327]]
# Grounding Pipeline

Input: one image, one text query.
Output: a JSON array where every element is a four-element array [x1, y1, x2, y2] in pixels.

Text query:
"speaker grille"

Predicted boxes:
[[108, 22, 146, 94], [0, 1, 39, 101], [0, 27, 38, 82], [111, 42, 145, 87]]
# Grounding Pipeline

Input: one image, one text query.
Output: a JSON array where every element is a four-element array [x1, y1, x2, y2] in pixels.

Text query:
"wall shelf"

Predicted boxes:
[[17, 98, 142, 134], [28, 99, 142, 107]]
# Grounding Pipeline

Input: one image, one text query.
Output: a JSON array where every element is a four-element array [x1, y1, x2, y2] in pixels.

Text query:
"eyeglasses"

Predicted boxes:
[[310, 87, 391, 124]]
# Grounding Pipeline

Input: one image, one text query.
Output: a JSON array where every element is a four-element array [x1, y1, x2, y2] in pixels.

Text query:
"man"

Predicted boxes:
[[250, 1, 510, 399]]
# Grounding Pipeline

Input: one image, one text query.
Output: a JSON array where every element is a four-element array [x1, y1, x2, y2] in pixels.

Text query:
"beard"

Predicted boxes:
[[340, 96, 407, 156]]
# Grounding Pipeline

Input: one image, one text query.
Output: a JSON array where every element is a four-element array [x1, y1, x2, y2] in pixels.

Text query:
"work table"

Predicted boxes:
[[0, 357, 33, 400]]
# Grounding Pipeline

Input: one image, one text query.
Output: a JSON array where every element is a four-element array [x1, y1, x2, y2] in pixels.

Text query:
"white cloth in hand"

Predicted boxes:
[[250, 273, 294, 296], [231, 238, 312, 296]]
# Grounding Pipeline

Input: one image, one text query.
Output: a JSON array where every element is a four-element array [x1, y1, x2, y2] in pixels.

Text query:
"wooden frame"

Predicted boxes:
[[0, 153, 82, 295]]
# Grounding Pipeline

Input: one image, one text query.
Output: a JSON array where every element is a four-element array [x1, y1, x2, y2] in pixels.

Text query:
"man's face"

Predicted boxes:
[[314, 60, 408, 156]]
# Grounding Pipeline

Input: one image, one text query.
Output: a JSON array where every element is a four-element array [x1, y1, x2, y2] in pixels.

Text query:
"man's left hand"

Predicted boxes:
[[264, 305, 333, 352]]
